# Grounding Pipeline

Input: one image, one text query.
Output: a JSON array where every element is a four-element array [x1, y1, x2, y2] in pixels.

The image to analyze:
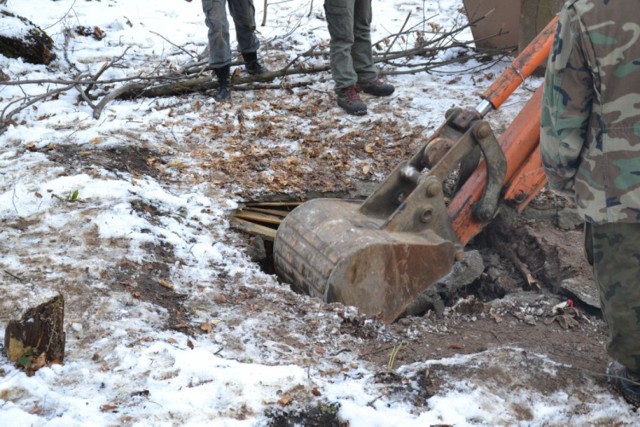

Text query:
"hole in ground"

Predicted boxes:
[[232, 197, 602, 319], [231, 197, 503, 317]]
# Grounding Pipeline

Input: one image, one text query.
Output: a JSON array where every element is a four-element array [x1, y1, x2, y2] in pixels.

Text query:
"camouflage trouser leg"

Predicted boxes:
[[585, 222, 640, 372]]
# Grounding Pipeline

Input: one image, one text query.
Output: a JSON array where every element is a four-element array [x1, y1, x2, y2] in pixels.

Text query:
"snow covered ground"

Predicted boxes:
[[0, 0, 638, 425]]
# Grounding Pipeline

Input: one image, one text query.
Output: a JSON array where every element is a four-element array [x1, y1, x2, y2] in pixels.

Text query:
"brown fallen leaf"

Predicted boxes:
[[490, 311, 503, 324], [201, 321, 213, 333], [32, 352, 47, 371], [213, 294, 227, 304], [277, 395, 293, 406]]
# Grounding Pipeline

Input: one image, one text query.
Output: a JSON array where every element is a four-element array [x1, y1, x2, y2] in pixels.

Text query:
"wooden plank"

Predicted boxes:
[[243, 206, 291, 218], [230, 218, 277, 241], [519, 0, 564, 52], [245, 201, 304, 208], [463, 0, 520, 51], [234, 211, 283, 226]]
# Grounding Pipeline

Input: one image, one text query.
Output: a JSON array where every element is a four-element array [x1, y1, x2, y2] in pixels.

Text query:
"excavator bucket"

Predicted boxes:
[[274, 197, 460, 323], [273, 17, 558, 323]]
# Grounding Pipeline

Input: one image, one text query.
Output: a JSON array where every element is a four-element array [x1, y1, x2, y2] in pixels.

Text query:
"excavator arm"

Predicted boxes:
[[273, 17, 559, 322]]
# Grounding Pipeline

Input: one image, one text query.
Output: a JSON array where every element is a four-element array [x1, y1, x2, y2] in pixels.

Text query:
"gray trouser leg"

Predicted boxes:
[[227, 0, 260, 54], [586, 222, 640, 372], [203, 0, 232, 67], [352, 0, 376, 84], [325, 0, 377, 91], [202, 0, 260, 68]]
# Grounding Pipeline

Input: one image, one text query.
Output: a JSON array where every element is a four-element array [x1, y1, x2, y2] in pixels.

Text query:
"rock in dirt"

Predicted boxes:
[[561, 277, 600, 309]]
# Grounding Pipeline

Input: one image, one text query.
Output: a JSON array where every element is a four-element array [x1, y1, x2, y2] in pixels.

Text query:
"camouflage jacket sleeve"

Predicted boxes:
[[540, 4, 594, 191]]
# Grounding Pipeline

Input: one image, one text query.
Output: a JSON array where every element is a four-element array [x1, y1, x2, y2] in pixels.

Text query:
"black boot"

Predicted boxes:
[[242, 52, 267, 75], [607, 361, 640, 407], [213, 65, 231, 101]]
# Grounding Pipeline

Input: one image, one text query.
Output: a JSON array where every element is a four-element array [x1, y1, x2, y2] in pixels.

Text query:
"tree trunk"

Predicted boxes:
[[4, 294, 66, 372]]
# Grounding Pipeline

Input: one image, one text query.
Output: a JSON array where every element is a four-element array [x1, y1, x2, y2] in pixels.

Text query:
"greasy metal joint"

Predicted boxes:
[[474, 122, 492, 139], [401, 165, 421, 184], [445, 107, 462, 120], [472, 204, 494, 222], [420, 207, 434, 223], [513, 192, 527, 204], [425, 179, 441, 198], [450, 108, 481, 132], [468, 120, 507, 224]]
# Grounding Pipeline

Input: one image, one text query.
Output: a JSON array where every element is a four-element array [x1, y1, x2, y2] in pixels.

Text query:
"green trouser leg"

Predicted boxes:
[[324, 0, 377, 91], [585, 222, 640, 372]]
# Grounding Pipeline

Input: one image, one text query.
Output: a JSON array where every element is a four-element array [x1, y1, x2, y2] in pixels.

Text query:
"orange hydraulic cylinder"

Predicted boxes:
[[503, 144, 548, 213], [481, 16, 558, 110], [448, 85, 544, 245]]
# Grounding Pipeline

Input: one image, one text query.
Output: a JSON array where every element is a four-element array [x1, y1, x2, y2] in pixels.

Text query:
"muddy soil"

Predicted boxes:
[[92, 143, 612, 415], [360, 191, 609, 399], [7, 93, 614, 425], [247, 187, 610, 425]]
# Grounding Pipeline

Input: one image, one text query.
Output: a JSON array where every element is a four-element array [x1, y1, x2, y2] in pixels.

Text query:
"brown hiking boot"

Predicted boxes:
[[337, 86, 367, 115], [358, 79, 395, 97], [607, 361, 640, 407]]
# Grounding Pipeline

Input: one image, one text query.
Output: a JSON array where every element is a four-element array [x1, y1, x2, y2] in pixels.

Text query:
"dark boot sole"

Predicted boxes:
[[362, 87, 395, 97], [337, 101, 367, 116], [215, 89, 231, 101], [607, 362, 640, 407]]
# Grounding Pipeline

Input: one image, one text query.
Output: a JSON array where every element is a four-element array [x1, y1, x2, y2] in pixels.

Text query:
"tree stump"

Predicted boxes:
[[4, 294, 66, 372], [0, 9, 56, 65]]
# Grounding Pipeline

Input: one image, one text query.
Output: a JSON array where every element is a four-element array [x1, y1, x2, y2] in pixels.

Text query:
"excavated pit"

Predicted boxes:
[[227, 193, 613, 420]]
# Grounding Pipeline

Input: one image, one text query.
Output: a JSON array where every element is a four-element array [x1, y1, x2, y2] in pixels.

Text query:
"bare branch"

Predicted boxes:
[[384, 11, 412, 58], [83, 46, 132, 99], [1, 84, 74, 131], [0, 11, 510, 131], [150, 31, 196, 59]]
